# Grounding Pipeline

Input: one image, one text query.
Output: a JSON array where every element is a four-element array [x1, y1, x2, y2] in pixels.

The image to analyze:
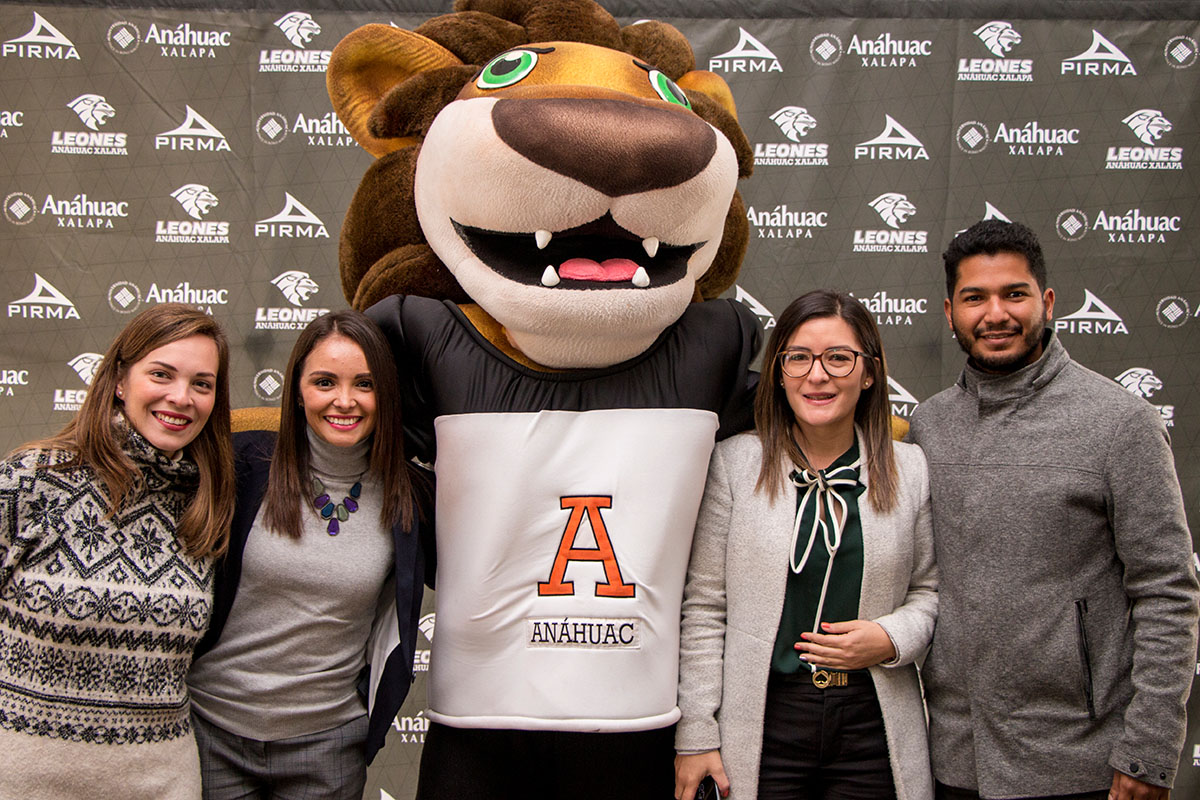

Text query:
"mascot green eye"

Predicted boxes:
[[478, 50, 539, 89], [648, 70, 690, 109]]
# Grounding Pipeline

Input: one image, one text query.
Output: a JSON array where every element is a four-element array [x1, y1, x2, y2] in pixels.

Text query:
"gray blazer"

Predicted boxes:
[[676, 431, 938, 800]]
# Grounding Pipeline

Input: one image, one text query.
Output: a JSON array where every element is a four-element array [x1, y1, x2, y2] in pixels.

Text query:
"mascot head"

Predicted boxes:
[[327, 0, 753, 368]]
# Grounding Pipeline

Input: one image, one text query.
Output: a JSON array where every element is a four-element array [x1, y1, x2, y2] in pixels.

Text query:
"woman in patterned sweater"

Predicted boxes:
[[0, 303, 235, 800]]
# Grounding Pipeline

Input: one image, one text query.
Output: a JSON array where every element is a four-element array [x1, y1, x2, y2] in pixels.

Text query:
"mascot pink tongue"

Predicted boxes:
[[327, 1, 757, 796], [558, 257, 638, 281]]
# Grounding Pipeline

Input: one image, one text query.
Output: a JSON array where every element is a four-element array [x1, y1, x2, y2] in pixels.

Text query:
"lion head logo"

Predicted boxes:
[[869, 192, 917, 229], [1115, 367, 1163, 399], [170, 184, 219, 220], [974, 21, 1022, 57], [275, 11, 321, 48], [68, 352, 103, 386], [418, 612, 436, 643], [271, 270, 320, 307], [769, 106, 817, 143], [1122, 109, 1172, 145], [67, 94, 115, 131]]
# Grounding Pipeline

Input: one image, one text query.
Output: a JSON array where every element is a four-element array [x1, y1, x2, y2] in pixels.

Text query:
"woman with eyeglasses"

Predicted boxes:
[[674, 290, 938, 800]]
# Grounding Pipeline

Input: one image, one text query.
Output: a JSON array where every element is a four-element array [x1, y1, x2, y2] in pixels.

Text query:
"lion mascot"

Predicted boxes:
[[327, 1, 758, 796]]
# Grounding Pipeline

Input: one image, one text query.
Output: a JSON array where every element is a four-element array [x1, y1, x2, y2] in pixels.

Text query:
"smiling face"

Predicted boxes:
[[946, 251, 1055, 373], [413, 40, 740, 367], [116, 335, 219, 459], [781, 316, 873, 445], [299, 334, 377, 447]]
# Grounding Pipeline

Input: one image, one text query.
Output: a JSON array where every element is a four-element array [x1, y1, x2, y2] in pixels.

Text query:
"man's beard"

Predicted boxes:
[[954, 317, 1045, 373]]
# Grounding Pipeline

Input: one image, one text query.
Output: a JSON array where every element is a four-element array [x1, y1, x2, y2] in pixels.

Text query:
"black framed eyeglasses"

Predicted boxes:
[[778, 347, 870, 379]]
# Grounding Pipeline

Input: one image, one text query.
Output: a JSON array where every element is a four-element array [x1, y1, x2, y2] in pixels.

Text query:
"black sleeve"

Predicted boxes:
[[366, 295, 437, 465], [716, 298, 762, 441]]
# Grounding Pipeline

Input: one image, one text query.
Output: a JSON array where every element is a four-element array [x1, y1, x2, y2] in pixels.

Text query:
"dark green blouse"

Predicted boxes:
[[770, 442, 866, 674]]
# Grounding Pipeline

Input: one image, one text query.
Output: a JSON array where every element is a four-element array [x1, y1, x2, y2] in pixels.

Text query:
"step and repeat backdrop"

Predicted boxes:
[[1, 2, 1198, 798]]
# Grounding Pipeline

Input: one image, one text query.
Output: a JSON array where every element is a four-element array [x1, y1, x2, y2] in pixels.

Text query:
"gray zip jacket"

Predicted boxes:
[[909, 332, 1198, 797]]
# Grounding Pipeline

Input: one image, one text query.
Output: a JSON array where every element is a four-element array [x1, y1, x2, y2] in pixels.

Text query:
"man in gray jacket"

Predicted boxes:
[[908, 220, 1199, 800]]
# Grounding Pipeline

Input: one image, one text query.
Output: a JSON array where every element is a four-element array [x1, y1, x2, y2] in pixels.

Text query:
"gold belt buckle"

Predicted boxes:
[[811, 669, 847, 689]]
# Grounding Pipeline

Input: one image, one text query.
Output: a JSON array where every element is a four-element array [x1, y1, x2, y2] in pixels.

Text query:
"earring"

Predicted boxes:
[[116, 389, 123, 399]]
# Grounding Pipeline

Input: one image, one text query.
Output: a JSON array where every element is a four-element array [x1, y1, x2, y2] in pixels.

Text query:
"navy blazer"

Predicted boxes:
[[193, 430, 432, 763]]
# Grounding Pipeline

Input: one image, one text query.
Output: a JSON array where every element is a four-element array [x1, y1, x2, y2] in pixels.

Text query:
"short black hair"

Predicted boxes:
[[942, 220, 1047, 299]]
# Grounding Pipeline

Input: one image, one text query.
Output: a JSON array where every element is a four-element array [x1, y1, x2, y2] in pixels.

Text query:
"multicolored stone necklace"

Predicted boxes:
[[311, 476, 363, 535]]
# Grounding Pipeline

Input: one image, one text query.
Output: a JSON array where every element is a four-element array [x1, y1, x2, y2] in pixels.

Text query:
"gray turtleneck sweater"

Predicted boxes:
[[188, 429, 394, 740], [908, 333, 1199, 797]]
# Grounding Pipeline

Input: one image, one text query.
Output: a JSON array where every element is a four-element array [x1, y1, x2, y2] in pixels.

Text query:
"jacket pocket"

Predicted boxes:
[[1074, 598, 1096, 720]]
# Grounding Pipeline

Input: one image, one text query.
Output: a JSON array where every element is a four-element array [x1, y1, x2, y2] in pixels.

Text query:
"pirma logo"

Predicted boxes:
[[51, 94, 128, 156], [708, 28, 781, 73], [809, 33, 842, 66], [255, 193, 329, 238], [1107, 110, 1182, 171], [855, 115, 929, 160], [956, 121, 989, 154], [4, 192, 36, 225], [854, 193, 928, 253], [9, 273, 80, 320], [260, 12, 331, 72], [55, 352, 102, 411], [255, 270, 330, 330], [108, 280, 143, 313], [1114, 367, 1173, 427], [106, 21, 140, 55], [1054, 290, 1128, 335], [960, 21, 1033, 82], [734, 285, 776, 330], [1164, 35, 1197, 69], [3, 12, 80, 61], [253, 368, 285, 402], [887, 377, 920, 417], [256, 111, 289, 145], [754, 107, 828, 167], [955, 202, 1012, 236], [156, 184, 230, 244], [1156, 296, 1190, 329], [1061, 30, 1136, 76], [155, 106, 232, 152], [1055, 209, 1089, 241]]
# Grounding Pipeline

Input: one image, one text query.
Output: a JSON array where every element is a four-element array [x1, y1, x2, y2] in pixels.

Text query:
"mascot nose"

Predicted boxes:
[[492, 97, 717, 197]]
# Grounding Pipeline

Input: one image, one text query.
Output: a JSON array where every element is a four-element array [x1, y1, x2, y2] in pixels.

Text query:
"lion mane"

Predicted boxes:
[[327, 0, 753, 312]]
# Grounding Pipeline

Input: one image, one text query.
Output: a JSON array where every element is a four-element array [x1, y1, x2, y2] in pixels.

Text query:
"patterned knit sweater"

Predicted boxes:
[[0, 426, 211, 799]]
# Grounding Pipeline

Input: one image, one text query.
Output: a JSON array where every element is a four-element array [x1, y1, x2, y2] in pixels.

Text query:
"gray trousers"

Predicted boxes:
[[193, 712, 368, 800]]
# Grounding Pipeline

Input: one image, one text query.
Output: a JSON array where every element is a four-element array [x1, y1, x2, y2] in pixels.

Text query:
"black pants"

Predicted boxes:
[[936, 782, 1109, 800], [757, 671, 896, 800], [416, 721, 675, 800]]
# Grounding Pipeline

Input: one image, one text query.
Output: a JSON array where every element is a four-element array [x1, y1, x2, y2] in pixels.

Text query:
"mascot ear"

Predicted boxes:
[[676, 70, 739, 122], [327, 23, 464, 158]]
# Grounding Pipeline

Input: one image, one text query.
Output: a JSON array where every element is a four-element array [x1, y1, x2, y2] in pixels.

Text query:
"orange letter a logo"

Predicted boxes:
[[538, 496, 636, 598]]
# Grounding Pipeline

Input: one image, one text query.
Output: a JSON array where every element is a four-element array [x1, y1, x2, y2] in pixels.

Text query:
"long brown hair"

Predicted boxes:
[[23, 303, 235, 559], [753, 290, 898, 512], [262, 310, 414, 538]]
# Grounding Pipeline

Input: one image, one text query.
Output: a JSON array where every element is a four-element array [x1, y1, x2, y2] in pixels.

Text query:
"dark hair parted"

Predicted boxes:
[[942, 219, 1047, 299], [24, 303, 234, 559], [753, 290, 897, 513], [262, 310, 414, 539]]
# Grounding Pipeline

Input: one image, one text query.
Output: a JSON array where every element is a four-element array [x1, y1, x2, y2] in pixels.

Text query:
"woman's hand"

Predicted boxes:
[[794, 619, 896, 670], [675, 750, 730, 800]]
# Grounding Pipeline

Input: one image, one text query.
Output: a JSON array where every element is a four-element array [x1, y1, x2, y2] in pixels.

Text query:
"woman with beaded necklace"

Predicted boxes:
[[674, 290, 938, 800], [0, 303, 235, 800], [188, 309, 429, 799]]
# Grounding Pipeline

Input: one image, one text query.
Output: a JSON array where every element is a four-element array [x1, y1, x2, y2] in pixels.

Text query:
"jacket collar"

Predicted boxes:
[[958, 330, 1070, 405]]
